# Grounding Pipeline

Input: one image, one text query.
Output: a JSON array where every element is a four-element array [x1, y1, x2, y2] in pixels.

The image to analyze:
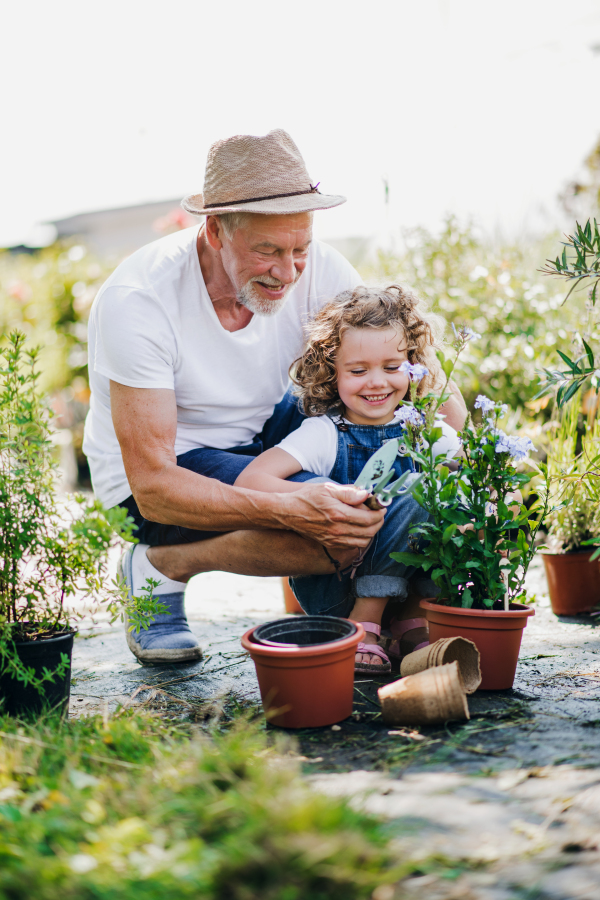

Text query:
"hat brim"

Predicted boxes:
[[181, 191, 346, 216]]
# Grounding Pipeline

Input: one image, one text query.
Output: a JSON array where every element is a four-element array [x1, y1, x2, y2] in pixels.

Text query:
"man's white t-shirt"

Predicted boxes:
[[276, 415, 460, 479], [83, 226, 361, 508]]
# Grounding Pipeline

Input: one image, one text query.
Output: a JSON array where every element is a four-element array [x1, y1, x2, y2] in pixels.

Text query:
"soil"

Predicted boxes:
[[69, 557, 600, 899]]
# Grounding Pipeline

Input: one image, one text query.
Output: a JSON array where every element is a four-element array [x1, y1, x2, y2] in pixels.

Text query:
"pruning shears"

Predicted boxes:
[[353, 439, 423, 510]]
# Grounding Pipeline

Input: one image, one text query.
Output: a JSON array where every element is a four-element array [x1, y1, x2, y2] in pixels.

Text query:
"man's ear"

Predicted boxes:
[[205, 215, 224, 251]]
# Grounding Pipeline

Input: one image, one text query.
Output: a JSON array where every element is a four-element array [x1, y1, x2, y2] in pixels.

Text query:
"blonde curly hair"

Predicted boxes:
[[291, 284, 444, 417]]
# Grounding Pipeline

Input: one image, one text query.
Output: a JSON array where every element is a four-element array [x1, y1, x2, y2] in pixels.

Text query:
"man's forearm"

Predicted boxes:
[[133, 463, 291, 533]]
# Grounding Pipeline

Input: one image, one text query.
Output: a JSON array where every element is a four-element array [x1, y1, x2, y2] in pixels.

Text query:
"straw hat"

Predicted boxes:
[[181, 129, 346, 217]]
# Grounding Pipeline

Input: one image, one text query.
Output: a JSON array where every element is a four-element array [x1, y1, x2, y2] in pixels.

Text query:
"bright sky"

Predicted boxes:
[[2, 0, 600, 248]]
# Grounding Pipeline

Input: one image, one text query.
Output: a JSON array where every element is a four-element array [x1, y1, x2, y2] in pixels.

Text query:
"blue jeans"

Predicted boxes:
[[120, 389, 316, 545]]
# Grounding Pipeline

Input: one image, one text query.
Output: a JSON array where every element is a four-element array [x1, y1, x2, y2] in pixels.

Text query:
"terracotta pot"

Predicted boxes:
[[541, 551, 600, 616], [419, 600, 535, 690], [281, 577, 305, 615], [241, 619, 364, 728]]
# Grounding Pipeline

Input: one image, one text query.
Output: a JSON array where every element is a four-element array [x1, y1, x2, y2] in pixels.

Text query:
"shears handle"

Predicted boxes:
[[364, 494, 392, 510]]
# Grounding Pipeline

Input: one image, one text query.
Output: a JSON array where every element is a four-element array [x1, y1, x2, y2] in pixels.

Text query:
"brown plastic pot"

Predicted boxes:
[[541, 551, 600, 616], [419, 600, 535, 690], [281, 577, 305, 615], [241, 621, 364, 728]]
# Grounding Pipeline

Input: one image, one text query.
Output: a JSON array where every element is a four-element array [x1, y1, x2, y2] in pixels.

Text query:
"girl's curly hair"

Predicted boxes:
[[291, 283, 445, 417]]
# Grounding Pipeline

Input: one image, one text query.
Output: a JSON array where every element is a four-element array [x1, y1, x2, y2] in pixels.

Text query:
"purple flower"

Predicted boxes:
[[493, 430, 535, 461], [474, 395, 495, 414], [399, 361, 429, 382], [452, 323, 481, 341], [394, 405, 425, 428]]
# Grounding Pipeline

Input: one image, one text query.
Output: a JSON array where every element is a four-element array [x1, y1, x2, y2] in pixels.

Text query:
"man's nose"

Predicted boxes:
[[271, 252, 297, 285]]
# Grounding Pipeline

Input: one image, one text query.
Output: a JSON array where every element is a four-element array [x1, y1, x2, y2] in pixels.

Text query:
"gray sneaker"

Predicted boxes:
[[117, 544, 202, 664]]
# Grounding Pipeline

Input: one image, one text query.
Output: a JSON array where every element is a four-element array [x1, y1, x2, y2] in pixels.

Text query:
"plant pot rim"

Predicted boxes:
[[9, 627, 77, 647], [420, 599, 535, 619], [241, 623, 364, 659], [540, 548, 597, 557]]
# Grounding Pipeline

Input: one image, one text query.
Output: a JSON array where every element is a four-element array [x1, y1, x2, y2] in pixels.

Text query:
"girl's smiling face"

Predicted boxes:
[[335, 326, 410, 425]]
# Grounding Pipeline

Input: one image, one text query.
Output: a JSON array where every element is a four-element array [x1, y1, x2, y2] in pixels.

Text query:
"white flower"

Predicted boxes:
[[399, 361, 429, 382], [394, 406, 425, 428], [474, 394, 495, 414]]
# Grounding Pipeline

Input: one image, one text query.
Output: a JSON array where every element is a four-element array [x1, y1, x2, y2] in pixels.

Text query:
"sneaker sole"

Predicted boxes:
[[117, 548, 202, 665]]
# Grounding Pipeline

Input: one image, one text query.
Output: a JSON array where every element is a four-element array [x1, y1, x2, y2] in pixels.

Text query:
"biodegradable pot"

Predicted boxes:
[[400, 636, 482, 693], [378, 661, 469, 725], [241, 616, 364, 729], [0, 630, 75, 717], [281, 577, 305, 615], [541, 550, 600, 616], [420, 600, 534, 690]]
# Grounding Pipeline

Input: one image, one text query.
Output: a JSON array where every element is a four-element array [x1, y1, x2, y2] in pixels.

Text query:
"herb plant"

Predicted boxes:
[[0, 331, 163, 696], [391, 327, 549, 610]]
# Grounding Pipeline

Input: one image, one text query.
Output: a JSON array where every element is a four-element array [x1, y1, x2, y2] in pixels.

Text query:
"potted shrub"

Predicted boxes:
[[391, 326, 549, 689], [541, 399, 600, 614], [0, 331, 163, 717]]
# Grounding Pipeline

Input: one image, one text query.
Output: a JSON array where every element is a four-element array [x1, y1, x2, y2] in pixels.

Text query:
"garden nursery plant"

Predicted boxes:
[[0, 331, 163, 716], [540, 398, 600, 615], [390, 326, 549, 688]]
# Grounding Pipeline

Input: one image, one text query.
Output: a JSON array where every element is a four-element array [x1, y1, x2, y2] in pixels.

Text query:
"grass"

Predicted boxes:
[[0, 707, 405, 900]]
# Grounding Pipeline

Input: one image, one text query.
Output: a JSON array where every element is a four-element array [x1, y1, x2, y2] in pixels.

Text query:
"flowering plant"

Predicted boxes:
[[391, 326, 549, 610]]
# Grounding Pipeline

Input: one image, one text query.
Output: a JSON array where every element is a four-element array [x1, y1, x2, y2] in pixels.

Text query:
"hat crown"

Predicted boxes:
[[202, 129, 313, 207]]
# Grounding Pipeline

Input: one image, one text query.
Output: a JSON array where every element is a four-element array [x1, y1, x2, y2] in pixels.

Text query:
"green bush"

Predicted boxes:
[[360, 216, 592, 415], [0, 244, 114, 396], [0, 712, 401, 899]]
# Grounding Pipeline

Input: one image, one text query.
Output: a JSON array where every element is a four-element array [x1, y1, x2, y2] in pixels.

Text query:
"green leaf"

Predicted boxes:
[[582, 337, 595, 369], [389, 552, 428, 567], [461, 587, 474, 609], [442, 523, 457, 544]]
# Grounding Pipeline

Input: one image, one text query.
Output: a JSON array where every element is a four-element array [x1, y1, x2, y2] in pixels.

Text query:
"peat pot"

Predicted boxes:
[[241, 616, 364, 728], [0, 630, 75, 717], [281, 577, 305, 615], [420, 601, 534, 690], [541, 550, 600, 616]]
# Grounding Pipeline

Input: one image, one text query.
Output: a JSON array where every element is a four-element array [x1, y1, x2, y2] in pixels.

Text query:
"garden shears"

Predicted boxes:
[[354, 439, 423, 509]]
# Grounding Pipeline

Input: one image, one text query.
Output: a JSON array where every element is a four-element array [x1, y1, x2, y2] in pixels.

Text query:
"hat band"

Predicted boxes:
[[204, 183, 321, 209]]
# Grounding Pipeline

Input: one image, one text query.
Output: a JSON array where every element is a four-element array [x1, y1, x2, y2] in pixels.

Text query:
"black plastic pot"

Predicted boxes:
[[253, 616, 357, 648], [0, 630, 75, 717]]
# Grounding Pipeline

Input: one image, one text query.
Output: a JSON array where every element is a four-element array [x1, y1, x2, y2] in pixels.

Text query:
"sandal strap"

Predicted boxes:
[[356, 642, 389, 663], [357, 621, 381, 637], [390, 617, 428, 639]]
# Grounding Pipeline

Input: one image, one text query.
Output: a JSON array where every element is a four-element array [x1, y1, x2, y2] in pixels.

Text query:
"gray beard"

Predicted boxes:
[[237, 275, 299, 317]]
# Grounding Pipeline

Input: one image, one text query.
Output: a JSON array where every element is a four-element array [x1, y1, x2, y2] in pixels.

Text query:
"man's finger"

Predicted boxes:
[[325, 484, 378, 507]]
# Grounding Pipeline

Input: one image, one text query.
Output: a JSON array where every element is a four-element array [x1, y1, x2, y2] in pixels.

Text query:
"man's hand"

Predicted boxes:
[[276, 482, 386, 551]]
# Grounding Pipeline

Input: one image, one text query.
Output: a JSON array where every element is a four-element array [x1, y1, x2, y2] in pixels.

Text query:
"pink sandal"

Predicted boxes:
[[386, 617, 429, 661], [355, 622, 392, 674]]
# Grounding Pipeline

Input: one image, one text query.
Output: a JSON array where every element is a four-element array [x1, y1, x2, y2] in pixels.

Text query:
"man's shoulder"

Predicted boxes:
[[100, 226, 199, 293], [309, 239, 362, 286]]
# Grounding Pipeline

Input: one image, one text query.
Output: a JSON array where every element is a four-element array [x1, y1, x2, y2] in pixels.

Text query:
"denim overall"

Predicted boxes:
[[290, 416, 430, 618]]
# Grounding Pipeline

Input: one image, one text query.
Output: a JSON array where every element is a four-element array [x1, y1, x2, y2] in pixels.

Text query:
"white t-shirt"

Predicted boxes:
[[276, 415, 460, 479], [83, 226, 361, 508]]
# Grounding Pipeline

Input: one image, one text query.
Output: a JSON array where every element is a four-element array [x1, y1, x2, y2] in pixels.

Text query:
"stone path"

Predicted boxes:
[[69, 559, 600, 899]]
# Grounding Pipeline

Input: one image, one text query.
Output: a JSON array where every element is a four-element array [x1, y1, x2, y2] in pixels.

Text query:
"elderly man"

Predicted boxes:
[[83, 129, 466, 664]]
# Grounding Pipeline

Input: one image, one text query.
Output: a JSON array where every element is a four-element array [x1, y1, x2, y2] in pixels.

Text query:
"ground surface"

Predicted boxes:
[[70, 559, 600, 899]]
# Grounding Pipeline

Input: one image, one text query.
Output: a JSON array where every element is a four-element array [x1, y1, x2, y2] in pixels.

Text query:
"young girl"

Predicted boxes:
[[235, 284, 460, 673]]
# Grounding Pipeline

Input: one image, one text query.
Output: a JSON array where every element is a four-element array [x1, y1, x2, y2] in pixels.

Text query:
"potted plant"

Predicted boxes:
[[0, 331, 163, 717], [391, 326, 549, 689], [540, 399, 600, 614]]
